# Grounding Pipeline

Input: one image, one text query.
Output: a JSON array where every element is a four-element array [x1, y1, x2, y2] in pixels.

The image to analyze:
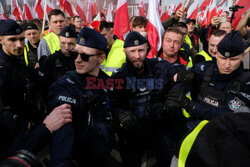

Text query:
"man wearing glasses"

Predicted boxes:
[[48, 27, 115, 167]]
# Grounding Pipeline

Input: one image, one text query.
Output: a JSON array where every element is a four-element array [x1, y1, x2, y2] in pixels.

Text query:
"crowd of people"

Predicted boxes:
[[0, 7, 249, 167]]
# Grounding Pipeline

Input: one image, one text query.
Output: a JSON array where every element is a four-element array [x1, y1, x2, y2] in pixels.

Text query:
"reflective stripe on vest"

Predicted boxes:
[[197, 50, 212, 61], [24, 44, 29, 66], [178, 120, 209, 167], [44, 32, 60, 55], [101, 39, 126, 76]]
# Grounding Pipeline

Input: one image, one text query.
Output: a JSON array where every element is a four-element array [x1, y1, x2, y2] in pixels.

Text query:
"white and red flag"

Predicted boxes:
[[139, 0, 146, 17], [91, 0, 98, 16], [187, 0, 199, 19], [0, 2, 9, 20], [11, 0, 21, 20], [62, 0, 74, 16], [146, 0, 165, 58], [206, 0, 217, 25], [113, 0, 130, 40], [35, 0, 45, 20], [23, 0, 34, 20], [199, 0, 210, 12], [46, 0, 55, 15], [160, 5, 169, 22], [76, 0, 87, 22]]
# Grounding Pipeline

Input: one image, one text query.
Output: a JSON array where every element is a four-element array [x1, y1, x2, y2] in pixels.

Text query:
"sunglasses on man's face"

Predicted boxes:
[[69, 51, 102, 62]]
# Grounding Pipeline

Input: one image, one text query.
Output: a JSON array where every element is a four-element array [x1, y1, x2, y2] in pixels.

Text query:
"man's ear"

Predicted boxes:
[[0, 36, 4, 45], [98, 54, 106, 64]]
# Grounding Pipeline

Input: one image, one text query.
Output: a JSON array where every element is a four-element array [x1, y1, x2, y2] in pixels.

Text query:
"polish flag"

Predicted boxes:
[[199, 0, 210, 12], [146, 0, 165, 58], [76, 0, 87, 22], [35, 0, 44, 20], [0, 2, 9, 20], [106, 3, 113, 22], [86, 0, 93, 24], [63, 0, 74, 16], [113, 0, 130, 40], [232, 0, 250, 29], [187, 0, 199, 19], [139, 0, 146, 17], [23, 0, 34, 20], [200, 7, 208, 28], [160, 5, 169, 22], [46, 0, 55, 15], [91, 0, 98, 16], [11, 0, 21, 20], [174, 3, 182, 13], [206, 0, 217, 25]]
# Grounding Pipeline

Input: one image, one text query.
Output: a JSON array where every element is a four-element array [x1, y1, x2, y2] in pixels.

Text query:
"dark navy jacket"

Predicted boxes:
[[189, 60, 250, 120], [49, 70, 112, 167]]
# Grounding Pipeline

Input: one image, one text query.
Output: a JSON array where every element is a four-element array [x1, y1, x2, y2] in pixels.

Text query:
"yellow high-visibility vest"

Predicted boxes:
[[44, 32, 60, 55], [101, 39, 126, 76]]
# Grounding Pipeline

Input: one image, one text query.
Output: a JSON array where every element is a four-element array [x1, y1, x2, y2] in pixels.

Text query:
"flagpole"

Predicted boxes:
[[42, 0, 48, 34]]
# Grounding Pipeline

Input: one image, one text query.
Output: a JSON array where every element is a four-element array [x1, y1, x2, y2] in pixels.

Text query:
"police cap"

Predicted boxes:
[[23, 23, 39, 31], [77, 27, 107, 51], [59, 26, 78, 38], [0, 19, 23, 36], [186, 18, 196, 24], [218, 31, 246, 58], [124, 31, 147, 48]]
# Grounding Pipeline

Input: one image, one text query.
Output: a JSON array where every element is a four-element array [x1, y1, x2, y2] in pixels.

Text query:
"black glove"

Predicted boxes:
[[165, 88, 195, 112], [176, 69, 195, 83], [118, 110, 142, 132]]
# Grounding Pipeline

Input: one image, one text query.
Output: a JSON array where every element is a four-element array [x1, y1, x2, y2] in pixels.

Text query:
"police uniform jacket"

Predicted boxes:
[[189, 60, 250, 120], [48, 70, 112, 167]]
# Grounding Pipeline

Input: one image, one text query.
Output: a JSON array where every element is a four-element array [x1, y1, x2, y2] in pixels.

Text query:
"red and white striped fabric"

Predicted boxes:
[[146, 0, 165, 58], [206, 0, 217, 26], [174, 3, 182, 13], [0, 2, 9, 20], [23, 0, 33, 20], [76, 0, 87, 22], [160, 5, 169, 22], [113, 0, 130, 40], [63, 0, 74, 16], [86, 0, 93, 25], [46, 0, 55, 15], [139, 0, 146, 17], [91, 0, 98, 16], [35, 0, 44, 20], [187, 0, 199, 20], [199, 0, 210, 12], [11, 0, 21, 20]]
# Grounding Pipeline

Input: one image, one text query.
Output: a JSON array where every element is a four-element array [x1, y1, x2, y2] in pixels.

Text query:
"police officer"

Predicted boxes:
[[48, 27, 115, 167], [111, 31, 192, 167], [166, 31, 250, 128], [37, 26, 77, 90], [0, 20, 72, 159]]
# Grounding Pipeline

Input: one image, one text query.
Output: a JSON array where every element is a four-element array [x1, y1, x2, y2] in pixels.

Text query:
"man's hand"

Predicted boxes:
[[211, 16, 220, 27], [43, 104, 72, 133], [175, 7, 185, 21], [176, 69, 195, 83], [118, 110, 142, 132], [165, 88, 194, 112]]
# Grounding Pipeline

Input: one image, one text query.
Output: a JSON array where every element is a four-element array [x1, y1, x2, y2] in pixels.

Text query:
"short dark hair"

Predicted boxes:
[[100, 21, 111, 32], [174, 22, 188, 29], [163, 27, 183, 39], [132, 16, 148, 28], [211, 30, 226, 37], [218, 21, 232, 29], [73, 16, 82, 22], [48, 9, 65, 21]]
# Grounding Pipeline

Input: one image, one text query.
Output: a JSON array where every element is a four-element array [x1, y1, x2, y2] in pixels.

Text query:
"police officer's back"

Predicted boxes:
[[48, 27, 115, 167]]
